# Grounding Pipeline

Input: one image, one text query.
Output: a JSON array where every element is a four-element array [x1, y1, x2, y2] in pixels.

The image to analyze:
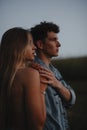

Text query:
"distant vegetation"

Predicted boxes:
[[52, 56, 87, 80]]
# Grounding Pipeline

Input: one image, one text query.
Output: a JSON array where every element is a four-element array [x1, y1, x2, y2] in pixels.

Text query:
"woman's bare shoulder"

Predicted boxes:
[[16, 67, 40, 84], [23, 66, 39, 76]]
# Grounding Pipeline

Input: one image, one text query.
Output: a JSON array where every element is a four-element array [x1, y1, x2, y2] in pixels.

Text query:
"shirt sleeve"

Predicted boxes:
[[64, 84, 76, 106], [55, 68, 76, 107]]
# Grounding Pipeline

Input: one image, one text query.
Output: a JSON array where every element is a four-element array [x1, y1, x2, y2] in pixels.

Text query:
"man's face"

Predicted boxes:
[[42, 31, 61, 58]]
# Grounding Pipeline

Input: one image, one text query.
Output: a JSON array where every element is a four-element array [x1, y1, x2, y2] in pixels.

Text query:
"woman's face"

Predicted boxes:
[[24, 33, 36, 61]]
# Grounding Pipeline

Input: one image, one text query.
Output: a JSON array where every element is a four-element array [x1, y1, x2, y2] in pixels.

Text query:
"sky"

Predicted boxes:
[[0, 0, 87, 58]]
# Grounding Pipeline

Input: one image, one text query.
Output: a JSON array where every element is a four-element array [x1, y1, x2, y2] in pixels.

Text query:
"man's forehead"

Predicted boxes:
[[47, 31, 58, 37]]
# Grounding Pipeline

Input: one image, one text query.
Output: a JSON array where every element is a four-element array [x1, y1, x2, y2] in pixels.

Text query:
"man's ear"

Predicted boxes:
[[36, 40, 43, 49]]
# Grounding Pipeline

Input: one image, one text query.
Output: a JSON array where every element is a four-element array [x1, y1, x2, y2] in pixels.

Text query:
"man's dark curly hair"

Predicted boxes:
[[30, 21, 60, 45]]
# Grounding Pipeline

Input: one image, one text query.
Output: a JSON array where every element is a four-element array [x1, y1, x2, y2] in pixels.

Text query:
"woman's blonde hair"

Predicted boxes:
[[0, 27, 30, 129]]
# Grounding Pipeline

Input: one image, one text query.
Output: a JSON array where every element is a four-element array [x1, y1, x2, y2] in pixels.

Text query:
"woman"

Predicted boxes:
[[0, 27, 47, 130]]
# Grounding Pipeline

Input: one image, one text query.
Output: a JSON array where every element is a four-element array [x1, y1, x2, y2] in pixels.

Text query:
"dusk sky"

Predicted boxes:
[[0, 0, 87, 58]]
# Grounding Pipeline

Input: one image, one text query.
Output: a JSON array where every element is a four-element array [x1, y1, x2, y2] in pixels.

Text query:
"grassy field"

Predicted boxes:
[[68, 80, 87, 130], [52, 56, 87, 130]]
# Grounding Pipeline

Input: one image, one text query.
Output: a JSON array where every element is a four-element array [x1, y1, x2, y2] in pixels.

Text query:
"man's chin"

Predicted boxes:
[[50, 54, 58, 58], [54, 54, 58, 57]]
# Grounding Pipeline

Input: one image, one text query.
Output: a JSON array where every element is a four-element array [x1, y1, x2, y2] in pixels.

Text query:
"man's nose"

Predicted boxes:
[[57, 41, 61, 47]]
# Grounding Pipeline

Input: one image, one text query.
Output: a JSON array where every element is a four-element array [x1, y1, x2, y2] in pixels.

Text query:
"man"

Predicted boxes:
[[30, 21, 76, 130]]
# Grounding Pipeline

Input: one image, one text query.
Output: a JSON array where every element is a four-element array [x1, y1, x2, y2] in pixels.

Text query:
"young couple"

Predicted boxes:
[[0, 21, 76, 130]]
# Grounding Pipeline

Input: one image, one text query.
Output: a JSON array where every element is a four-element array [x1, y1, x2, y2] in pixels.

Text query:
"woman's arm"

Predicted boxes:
[[23, 67, 46, 130]]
